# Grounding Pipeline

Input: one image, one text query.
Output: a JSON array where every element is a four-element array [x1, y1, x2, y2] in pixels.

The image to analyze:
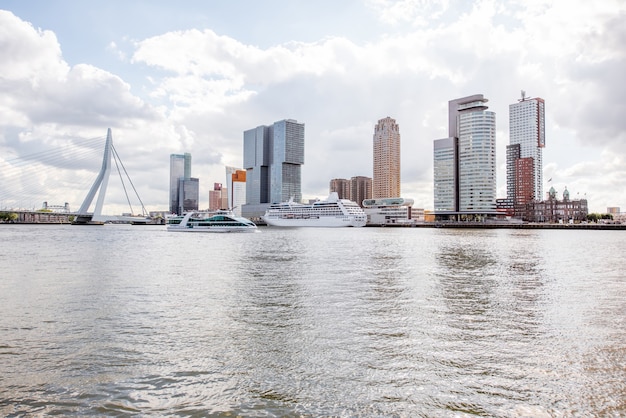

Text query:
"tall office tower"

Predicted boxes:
[[433, 137, 457, 213], [243, 119, 304, 217], [170, 153, 196, 214], [350, 176, 372, 207], [231, 169, 247, 216], [243, 125, 270, 208], [372, 117, 401, 198], [270, 119, 305, 204], [457, 97, 496, 212], [329, 178, 351, 199], [508, 93, 545, 204], [178, 177, 199, 213], [433, 94, 496, 218]]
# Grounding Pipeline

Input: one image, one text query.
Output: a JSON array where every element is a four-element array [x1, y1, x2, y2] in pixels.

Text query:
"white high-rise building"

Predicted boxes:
[[508, 93, 545, 203]]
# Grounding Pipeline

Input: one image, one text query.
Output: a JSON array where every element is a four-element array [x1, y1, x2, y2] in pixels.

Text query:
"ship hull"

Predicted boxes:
[[261, 216, 366, 227], [167, 226, 257, 232]]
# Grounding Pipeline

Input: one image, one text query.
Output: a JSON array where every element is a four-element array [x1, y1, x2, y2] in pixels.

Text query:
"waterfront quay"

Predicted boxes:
[[2, 210, 625, 230], [0, 210, 163, 225], [0, 210, 72, 224], [425, 221, 626, 230]]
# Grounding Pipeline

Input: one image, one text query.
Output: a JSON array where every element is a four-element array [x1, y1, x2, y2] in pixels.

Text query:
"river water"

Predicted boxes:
[[0, 224, 624, 417]]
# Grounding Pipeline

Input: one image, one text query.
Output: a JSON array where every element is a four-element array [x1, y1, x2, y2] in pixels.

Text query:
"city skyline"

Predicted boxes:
[[0, 2, 624, 214]]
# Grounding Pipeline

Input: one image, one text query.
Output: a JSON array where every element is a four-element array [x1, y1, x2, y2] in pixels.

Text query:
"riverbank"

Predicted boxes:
[[4, 219, 625, 229], [423, 222, 626, 230]]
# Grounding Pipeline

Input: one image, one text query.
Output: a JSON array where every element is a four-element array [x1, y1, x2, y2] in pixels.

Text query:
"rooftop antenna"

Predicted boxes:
[[520, 90, 527, 101]]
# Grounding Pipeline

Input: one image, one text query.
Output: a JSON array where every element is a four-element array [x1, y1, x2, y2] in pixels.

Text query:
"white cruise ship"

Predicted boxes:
[[262, 192, 367, 227]]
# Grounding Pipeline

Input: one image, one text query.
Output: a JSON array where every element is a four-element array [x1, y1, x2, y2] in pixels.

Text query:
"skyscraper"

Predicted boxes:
[[508, 93, 545, 206], [433, 94, 497, 220], [433, 137, 457, 213], [170, 153, 198, 214], [242, 119, 304, 218], [178, 177, 199, 213], [372, 117, 401, 198]]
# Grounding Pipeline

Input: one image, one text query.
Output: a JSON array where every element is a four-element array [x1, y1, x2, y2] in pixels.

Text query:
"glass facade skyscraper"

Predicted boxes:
[[433, 94, 497, 219], [433, 137, 457, 213], [458, 107, 496, 212], [169, 152, 198, 214], [178, 177, 199, 213], [242, 119, 304, 218], [271, 119, 304, 204]]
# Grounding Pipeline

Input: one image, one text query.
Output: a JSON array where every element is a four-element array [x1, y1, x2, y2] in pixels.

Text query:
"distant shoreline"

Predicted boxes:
[[373, 222, 626, 230], [2, 221, 625, 230]]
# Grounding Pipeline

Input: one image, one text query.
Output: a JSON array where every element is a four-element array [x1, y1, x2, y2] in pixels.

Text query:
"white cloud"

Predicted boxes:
[[0, 10, 68, 82], [366, 0, 453, 26], [0, 11, 157, 131], [106, 41, 126, 61]]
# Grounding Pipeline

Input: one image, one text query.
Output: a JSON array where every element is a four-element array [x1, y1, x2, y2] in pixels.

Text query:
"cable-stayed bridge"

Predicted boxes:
[[1, 129, 151, 224]]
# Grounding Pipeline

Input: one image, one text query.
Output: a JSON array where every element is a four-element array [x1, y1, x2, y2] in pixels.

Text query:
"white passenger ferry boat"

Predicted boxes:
[[261, 192, 367, 227], [167, 210, 257, 232]]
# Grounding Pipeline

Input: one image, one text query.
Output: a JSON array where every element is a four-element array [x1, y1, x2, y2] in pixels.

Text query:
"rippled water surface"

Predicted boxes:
[[0, 225, 625, 416]]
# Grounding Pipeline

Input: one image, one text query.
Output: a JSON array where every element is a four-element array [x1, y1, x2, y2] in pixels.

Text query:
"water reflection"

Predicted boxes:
[[435, 229, 499, 317], [428, 229, 555, 414], [0, 225, 625, 416]]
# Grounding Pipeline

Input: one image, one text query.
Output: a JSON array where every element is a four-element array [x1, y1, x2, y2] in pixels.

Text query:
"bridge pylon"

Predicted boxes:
[[73, 128, 113, 224]]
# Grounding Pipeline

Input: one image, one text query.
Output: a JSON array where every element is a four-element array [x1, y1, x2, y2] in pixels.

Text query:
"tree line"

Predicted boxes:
[[586, 213, 614, 222]]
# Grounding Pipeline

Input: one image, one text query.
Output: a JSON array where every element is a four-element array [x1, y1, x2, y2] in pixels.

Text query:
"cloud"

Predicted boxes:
[[0, 11, 157, 131], [106, 41, 126, 61], [366, 0, 455, 26], [0, 10, 67, 82]]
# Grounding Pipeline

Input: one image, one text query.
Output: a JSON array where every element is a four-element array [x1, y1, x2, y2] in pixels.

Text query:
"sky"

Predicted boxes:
[[1, 0, 625, 214]]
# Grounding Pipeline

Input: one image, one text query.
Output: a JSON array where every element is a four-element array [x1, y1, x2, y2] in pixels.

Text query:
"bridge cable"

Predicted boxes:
[[111, 143, 148, 216]]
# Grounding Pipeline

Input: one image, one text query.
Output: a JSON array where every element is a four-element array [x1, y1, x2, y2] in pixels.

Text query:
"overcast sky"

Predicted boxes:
[[1, 0, 624, 214]]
